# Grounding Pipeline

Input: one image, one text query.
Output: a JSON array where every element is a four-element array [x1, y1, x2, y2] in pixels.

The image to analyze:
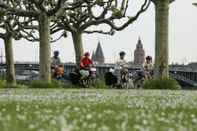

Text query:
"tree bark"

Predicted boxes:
[[153, 0, 170, 79], [71, 32, 84, 68], [4, 34, 16, 85], [39, 13, 51, 82]]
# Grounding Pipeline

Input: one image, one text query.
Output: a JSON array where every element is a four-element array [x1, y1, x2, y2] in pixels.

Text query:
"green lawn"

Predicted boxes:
[[0, 89, 197, 131]]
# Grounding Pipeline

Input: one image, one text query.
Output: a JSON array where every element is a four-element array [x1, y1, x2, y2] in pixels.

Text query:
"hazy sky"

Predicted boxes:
[[0, 0, 197, 64]]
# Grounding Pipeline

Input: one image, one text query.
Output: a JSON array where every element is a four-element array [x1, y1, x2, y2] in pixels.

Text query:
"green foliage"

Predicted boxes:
[[4, 84, 26, 88], [30, 80, 62, 88], [0, 80, 27, 88], [143, 78, 181, 90], [61, 83, 81, 89], [67, 10, 76, 17], [95, 0, 104, 6], [0, 80, 6, 88], [112, 11, 123, 18], [111, 6, 123, 18], [59, 79, 108, 89], [92, 80, 108, 89], [0, 10, 6, 19], [61, 80, 108, 89]]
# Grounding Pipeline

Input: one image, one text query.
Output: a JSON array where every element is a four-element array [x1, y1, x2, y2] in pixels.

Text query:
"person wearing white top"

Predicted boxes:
[[115, 51, 129, 83], [143, 56, 153, 80]]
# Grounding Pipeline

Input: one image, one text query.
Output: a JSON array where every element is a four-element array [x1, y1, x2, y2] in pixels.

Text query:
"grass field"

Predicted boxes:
[[0, 89, 197, 131]]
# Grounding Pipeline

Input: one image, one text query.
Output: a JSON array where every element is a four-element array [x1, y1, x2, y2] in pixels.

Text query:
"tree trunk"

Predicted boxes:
[[39, 13, 51, 82], [154, 0, 170, 79], [4, 34, 16, 85], [71, 32, 84, 68]]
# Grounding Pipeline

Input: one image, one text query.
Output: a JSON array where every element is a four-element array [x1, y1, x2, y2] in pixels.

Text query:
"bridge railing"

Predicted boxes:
[[170, 72, 197, 87], [1, 63, 197, 86], [0, 63, 142, 80]]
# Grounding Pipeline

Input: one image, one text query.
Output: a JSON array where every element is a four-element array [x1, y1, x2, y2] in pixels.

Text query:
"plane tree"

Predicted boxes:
[[0, 7, 22, 85], [0, 0, 150, 80], [52, 0, 150, 66], [151, 0, 174, 79], [0, 0, 80, 82]]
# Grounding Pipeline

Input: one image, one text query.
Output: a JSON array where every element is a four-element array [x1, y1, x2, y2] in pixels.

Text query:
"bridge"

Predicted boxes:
[[1, 63, 197, 87]]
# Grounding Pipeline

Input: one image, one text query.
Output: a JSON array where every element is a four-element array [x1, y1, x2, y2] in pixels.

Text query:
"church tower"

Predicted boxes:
[[92, 41, 105, 64], [134, 37, 145, 65]]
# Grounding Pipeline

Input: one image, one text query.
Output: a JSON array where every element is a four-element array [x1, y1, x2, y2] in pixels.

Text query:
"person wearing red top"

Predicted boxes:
[[80, 52, 93, 70], [79, 52, 93, 78]]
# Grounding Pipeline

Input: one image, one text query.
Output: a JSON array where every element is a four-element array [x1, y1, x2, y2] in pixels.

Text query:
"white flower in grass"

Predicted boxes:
[[50, 119, 57, 125], [190, 114, 195, 118], [35, 105, 39, 109], [96, 93, 102, 99], [133, 124, 141, 130], [142, 119, 148, 125], [74, 107, 80, 112], [167, 127, 175, 131], [57, 116, 73, 131], [88, 123, 97, 129], [86, 114, 92, 120], [16, 114, 26, 121], [16, 104, 20, 112], [192, 118, 197, 124], [2, 108, 6, 112], [28, 124, 36, 129], [161, 112, 166, 116], [5, 114, 11, 121], [37, 128, 45, 131], [100, 125, 109, 131]]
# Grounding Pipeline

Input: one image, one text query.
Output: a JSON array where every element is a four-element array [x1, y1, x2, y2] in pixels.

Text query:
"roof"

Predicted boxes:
[[92, 41, 105, 63]]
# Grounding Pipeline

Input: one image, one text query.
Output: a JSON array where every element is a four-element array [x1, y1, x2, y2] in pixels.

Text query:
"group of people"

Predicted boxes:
[[51, 51, 94, 79], [115, 51, 153, 82], [51, 50, 153, 80]]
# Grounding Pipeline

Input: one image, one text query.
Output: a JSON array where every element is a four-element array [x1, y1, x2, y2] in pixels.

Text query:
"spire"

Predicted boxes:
[[137, 36, 143, 48], [138, 36, 141, 42], [93, 41, 105, 64]]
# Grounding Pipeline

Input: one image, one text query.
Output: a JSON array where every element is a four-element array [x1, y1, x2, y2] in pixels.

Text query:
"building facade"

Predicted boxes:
[[134, 37, 145, 66]]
